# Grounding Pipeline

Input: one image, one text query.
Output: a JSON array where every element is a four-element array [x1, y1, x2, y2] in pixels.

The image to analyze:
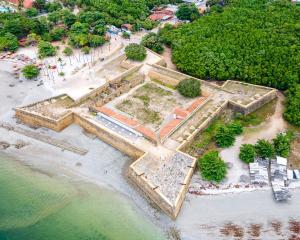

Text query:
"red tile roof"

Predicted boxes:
[[159, 119, 182, 139], [186, 98, 206, 113]]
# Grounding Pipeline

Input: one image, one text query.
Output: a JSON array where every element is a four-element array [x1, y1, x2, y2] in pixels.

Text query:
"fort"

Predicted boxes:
[[15, 49, 277, 219]]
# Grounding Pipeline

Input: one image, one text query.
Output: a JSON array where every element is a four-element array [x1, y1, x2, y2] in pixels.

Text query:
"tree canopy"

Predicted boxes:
[[125, 44, 147, 61], [160, 0, 300, 90], [255, 139, 275, 159], [176, 3, 200, 21], [239, 144, 256, 163], [198, 150, 227, 183], [177, 78, 201, 98], [141, 33, 164, 54], [284, 84, 300, 127]]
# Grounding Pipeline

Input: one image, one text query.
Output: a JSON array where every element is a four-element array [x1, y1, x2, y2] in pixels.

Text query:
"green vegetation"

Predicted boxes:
[[177, 78, 201, 98], [122, 32, 130, 39], [0, 0, 178, 55], [254, 139, 275, 159], [0, 33, 18, 52], [198, 150, 227, 183], [160, 0, 300, 127], [25, 8, 38, 18], [125, 44, 147, 61], [215, 125, 235, 148], [22, 64, 40, 79], [284, 84, 300, 127], [38, 41, 56, 58], [63, 46, 73, 56], [239, 144, 256, 163], [215, 122, 243, 148], [273, 132, 293, 158], [81, 46, 90, 54], [141, 33, 164, 54], [176, 3, 200, 21]]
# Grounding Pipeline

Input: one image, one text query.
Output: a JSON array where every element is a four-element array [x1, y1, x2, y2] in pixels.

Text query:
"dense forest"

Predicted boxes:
[[160, 0, 300, 126]]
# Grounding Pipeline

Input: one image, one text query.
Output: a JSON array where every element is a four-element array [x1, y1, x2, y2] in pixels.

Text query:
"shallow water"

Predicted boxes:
[[0, 154, 166, 240]]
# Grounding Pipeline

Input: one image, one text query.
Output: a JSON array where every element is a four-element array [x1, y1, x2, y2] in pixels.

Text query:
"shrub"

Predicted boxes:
[[125, 43, 147, 61], [38, 41, 56, 58], [177, 78, 201, 98], [122, 32, 130, 39], [215, 125, 235, 148], [25, 7, 38, 17], [50, 27, 65, 41], [239, 144, 256, 163], [63, 46, 73, 56], [255, 139, 275, 159], [0, 33, 18, 52], [141, 32, 164, 54], [198, 150, 227, 183], [22, 64, 40, 79], [81, 46, 90, 54], [228, 121, 243, 135], [273, 132, 293, 158]]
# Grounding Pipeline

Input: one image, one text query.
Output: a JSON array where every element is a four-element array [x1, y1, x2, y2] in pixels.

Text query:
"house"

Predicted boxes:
[[121, 24, 133, 32], [5, 0, 34, 8], [149, 13, 173, 21]]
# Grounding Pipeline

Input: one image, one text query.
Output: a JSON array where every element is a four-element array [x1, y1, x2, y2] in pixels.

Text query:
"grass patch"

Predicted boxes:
[[133, 95, 150, 106], [140, 83, 172, 96], [235, 99, 277, 127], [138, 108, 161, 124], [151, 78, 177, 90]]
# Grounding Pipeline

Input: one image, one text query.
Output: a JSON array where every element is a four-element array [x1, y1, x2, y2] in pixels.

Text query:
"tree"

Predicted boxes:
[[255, 139, 275, 159], [215, 125, 235, 148], [141, 32, 164, 54], [50, 27, 66, 41], [239, 144, 256, 163], [198, 150, 227, 183], [22, 64, 40, 79], [38, 41, 56, 58], [88, 35, 105, 47], [284, 84, 300, 127], [63, 46, 73, 56], [228, 121, 243, 135], [33, 0, 46, 11], [0, 33, 19, 52], [25, 8, 38, 17], [177, 78, 201, 98], [125, 44, 147, 61], [176, 3, 200, 21], [273, 132, 293, 158]]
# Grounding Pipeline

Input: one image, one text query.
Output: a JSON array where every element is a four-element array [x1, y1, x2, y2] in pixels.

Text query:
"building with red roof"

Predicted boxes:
[[5, 0, 34, 8]]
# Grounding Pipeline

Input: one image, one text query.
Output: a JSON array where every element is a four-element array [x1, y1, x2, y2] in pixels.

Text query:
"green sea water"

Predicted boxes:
[[0, 155, 166, 240]]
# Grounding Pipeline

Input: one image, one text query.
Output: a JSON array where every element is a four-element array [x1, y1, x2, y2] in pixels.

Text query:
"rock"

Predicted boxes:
[[9, 84, 15, 87], [0, 141, 10, 150], [14, 140, 27, 149], [226, 162, 233, 169], [240, 174, 250, 183]]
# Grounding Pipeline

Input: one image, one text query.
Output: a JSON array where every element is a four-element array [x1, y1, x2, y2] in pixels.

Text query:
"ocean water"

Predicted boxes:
[[0, 155, 166, 240]]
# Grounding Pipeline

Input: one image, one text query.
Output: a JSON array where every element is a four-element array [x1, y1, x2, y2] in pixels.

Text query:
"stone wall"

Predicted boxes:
[[15, 109, 74, 132], [73, 114, 144, 159], [128, 155, 175, 219], [228, 90, 277, 115]]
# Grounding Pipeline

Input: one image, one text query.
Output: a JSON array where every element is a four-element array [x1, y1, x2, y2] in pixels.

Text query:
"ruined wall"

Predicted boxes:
[[15, 109, 74, 132], [173, 151, 197, 218], [178, 101, 228, 151], [229, 90, 277, 115], [73, 114, 144, 159]]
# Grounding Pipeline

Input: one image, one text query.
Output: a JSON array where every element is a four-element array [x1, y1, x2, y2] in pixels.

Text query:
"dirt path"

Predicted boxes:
[[243, 92, 287, 143]]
